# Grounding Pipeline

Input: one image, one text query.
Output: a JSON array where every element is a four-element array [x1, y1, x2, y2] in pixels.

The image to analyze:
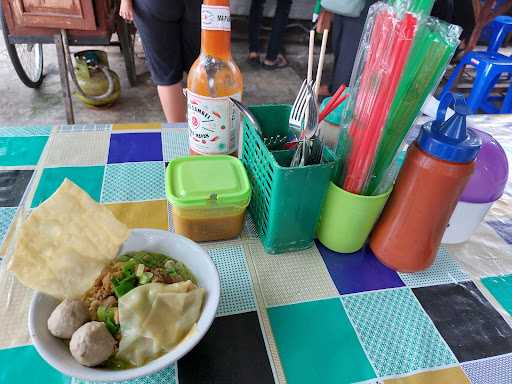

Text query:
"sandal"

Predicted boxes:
[[247, 53, 261, 67], [262, 54, 289, 70]]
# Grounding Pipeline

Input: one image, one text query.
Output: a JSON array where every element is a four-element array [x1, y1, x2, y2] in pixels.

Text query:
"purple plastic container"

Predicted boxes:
[[460, 129, 509, 204]]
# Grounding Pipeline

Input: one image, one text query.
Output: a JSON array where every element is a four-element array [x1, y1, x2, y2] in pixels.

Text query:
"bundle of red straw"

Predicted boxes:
[[342, 9, 417, 194]]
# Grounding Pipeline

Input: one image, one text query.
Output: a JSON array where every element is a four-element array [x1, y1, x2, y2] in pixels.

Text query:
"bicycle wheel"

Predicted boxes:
[[1, 14, 44, 88]]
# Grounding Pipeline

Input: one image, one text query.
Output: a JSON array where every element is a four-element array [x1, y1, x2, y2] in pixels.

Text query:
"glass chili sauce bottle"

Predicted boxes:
[[370, 94, 481, 272], [187, 0, 243, 156]]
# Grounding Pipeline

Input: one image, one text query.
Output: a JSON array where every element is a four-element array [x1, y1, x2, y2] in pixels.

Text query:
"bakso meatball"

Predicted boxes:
[[70, 321, 116, 367], [47, 299, 90, 339]]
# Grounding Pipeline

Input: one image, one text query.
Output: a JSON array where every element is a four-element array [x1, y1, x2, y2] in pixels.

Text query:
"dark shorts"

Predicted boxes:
[[133, 0, 201, 86]]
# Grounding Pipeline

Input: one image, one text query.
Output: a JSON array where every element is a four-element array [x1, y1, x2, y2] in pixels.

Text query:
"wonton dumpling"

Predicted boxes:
[[117, 281, 205, 366]]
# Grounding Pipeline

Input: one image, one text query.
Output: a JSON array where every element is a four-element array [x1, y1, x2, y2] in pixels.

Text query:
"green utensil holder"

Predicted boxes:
[[317, 182, 391, 253], [241, 104, 336, 254]]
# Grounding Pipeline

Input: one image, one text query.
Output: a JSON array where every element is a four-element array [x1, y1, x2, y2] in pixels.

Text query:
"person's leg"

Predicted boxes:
[[159, 0, 200, 123], [182, 0, 201, 72], [328, 14, 344, 94], [430, 0, 455, 22], [329, 15, 363, 91], [157, 84, 186, 122], [133, 0, 187, 122], [248, 0, 265, 56], [452, 0, 474, 47], [329, 1, 374, 91], [265, 0, 292, 62]]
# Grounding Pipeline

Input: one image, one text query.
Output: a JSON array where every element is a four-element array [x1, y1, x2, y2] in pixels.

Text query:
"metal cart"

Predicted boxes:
[[1, 0, 137, 123]]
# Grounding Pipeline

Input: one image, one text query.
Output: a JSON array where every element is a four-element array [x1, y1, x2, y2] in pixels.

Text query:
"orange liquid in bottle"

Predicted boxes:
[[187, 0, 243, 156]]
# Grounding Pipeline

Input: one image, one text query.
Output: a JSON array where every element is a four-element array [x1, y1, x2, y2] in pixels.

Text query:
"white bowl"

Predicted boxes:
[[28, 229, 220, 382]]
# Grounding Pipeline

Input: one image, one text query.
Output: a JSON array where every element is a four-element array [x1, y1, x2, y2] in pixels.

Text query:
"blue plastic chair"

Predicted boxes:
[[440, 16, 512, 114], [486, 16, 512, 53], [480, 0, 511, 46]]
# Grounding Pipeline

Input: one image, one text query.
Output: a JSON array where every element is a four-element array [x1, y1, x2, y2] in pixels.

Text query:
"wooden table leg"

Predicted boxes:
[[54, 32, 75, 125]]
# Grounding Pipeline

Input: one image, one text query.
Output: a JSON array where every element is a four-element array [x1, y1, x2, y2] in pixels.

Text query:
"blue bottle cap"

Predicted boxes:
[[417, 93, 481, 163]]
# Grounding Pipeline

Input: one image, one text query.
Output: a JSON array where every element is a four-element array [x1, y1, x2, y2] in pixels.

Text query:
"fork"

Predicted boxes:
[[289, 79, 314, 138], [290, 83, 318, 167]]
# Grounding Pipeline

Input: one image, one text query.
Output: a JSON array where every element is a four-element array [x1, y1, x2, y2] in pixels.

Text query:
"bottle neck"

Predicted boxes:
[[201, 31, 231, 60], [201, 0, 232, 60]]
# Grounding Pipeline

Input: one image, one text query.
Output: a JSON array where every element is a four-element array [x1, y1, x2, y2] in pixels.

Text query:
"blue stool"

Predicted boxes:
[[440, 15, 512, 114], [486, 16, 512, 54], [480, 0, 510, 42], [440, 52, 512, 114]]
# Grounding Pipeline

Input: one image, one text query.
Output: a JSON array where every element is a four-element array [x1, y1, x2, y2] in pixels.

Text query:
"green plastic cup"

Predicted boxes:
[[317, 182, 392, 253]]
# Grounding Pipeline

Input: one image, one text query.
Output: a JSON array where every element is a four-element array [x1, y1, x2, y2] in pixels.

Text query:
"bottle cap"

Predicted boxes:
[[417, 93, 481, 163]]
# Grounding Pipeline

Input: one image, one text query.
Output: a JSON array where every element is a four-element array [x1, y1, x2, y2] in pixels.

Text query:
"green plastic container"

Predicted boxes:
[[241, 104, 336, 254], [317, 182, 391, 253], [165, 155, 251, 242]]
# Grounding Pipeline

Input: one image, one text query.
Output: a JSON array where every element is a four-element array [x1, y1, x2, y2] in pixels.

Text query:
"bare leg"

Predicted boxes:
[[157, 83, 187, 123]]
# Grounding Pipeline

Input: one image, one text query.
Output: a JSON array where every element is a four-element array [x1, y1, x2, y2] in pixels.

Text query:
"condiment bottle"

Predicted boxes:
[[370, 93, 481, 272], [187, 0, 243, 156]]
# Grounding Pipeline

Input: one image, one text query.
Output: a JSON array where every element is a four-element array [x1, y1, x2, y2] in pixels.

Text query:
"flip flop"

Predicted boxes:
[[262, 54, 289, 70]]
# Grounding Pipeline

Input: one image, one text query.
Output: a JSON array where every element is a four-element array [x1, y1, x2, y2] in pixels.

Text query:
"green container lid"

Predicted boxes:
[[166, 155, 251, 208]]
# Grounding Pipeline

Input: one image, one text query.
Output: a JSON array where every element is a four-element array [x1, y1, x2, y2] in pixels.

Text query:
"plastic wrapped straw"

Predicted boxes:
[[372, 125, 419, 195], [364, 18, 462, 195], [335, 2, 418, 194], [373, 142, 407, 196]]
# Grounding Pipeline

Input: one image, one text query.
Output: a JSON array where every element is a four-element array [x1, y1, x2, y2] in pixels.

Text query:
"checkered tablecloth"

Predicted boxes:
[[0, 117, 511, 384]]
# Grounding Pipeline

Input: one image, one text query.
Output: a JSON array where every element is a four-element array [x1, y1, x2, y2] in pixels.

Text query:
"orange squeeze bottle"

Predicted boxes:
[[370, 94, 481, 272], [187, 0, 243, 155]]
